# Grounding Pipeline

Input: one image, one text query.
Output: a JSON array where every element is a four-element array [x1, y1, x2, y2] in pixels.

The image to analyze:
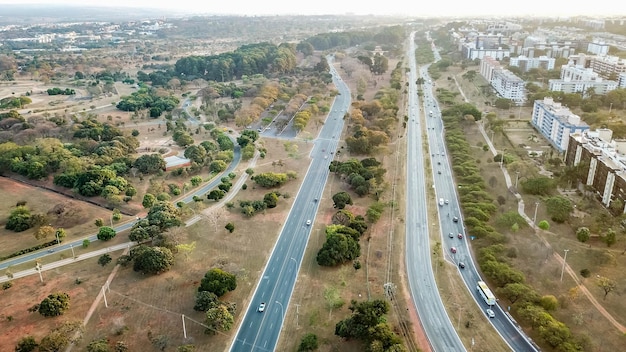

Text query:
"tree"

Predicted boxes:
[[263, 192, 279, 208], [87, 338, 111, 352], [15, 336, 38, 352], [5, 205, 33, 232], [133, 154, 165, 174], [98, 254, 112, 266], [39, 292, 70, 317], [603, 228, 617, 247], [596, 276, 617, 300], [298, 333, 319, 351], [538, 220, 550, 230], [204, 304, 234, 334], [498, 283, 535, 304], [132, 246, 175, 275], [199, 268, 237, 297], [332, 192, 353, 209], [225, 222, 235, 233], [97, 226, 117, 241], [35, 225, 55, 240], [334, 299, 402, 351], [142, 193, 157, 208], [147, 201, 183, 230], [316, 228, 360, 266], [540, 295, 558, 311], [576, 227, 590, 243], [194, 291, 219, 312], [207, 189, 225, 202], [545, 196, 573, 223], [521, 177, 555, 196]]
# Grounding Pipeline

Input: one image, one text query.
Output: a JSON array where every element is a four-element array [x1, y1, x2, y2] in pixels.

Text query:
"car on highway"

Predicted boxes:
[[444, 199, 449, 204], [486, 309, 495, 318], [438, 171, 441, 174], [448, 232, 454, 238], [258, 302, 266, 312], [457, 233, 463, 239], [453, 216, 459, 222], [450, 247, 457, 254], [306, 220, 311, 226], [458, 262, 466, 269]]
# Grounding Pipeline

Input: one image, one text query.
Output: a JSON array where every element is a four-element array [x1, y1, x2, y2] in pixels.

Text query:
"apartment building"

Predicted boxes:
[[565, 129, 626, 211], [509, 55, 555, 72], [491, 69, 526, 105], [479, 56, 501, 81], [531, 97, 589, 152], [619, 72, 626, 88], [548, 63, 618, 95], [460, 42, 510, 60], [591, 55, 626, 79], [587, 40, 610, 55]]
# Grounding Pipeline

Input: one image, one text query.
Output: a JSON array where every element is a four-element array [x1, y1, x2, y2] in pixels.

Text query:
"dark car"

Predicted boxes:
[[458, 262, 466, 269], [453, 216, 459, 223]]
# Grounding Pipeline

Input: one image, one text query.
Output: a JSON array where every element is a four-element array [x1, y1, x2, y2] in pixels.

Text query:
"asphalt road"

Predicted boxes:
[[229, 56, 350, 352], [405, 31, 466, 352], [0, 143, 241, 271], [421, 33, 538, 352]]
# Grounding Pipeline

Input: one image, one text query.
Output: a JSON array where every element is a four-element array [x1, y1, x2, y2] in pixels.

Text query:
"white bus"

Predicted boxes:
[[477, 281, 496, 306]]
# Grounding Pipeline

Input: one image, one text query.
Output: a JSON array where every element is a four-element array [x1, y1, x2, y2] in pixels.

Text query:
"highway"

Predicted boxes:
[[405, 31, 466, 352], [421, 33, 537, 352], [229, 56, 350, 352], [0, 144, 241, 271]]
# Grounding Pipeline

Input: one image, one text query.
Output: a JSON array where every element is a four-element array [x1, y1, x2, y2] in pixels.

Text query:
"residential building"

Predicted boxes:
[[590, 55, 626, 79], [619, 72, 626, 88], [565, 129, 626, 212], [509, 55, 555, 72], [587, 40, 610, 55], [531, 97, 589, 152], [491, 69, 526, 105], [479, 56, 501, 81], [549, 63, 618, 95], [460, 41, 510, 60]]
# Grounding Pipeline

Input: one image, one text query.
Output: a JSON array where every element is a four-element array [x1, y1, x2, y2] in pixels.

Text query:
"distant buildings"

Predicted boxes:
[[587, 40, 610, 55], [509, 55, 555, 72], [565, 129, 626, 212], [531, 97, 589, 152], [549, 63, 618, 95]]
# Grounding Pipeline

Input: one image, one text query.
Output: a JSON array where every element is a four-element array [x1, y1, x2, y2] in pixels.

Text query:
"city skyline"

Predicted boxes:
[[1, 0, 626, 18]]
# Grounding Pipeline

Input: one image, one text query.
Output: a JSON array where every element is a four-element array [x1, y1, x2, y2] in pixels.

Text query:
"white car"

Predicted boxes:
[[306, 220, 311, 226], [486, 309, 495, 318], [258, 302, 266, 312]]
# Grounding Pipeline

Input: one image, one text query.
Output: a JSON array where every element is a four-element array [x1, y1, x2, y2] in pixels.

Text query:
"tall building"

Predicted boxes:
[[531, 97, 589, 152], [491, 69, 526, 105], [591, 55, 626, 79], [565, 129, 626, 211], [549, 63, 618, 95], [587, 40, 610, 55], [509, 55, 555, 72]]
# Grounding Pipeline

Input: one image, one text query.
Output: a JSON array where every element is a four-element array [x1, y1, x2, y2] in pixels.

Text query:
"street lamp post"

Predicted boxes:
[[55, 230, 61, 246], [533, 202, 540, 224], [275, 301, 285, 322], [560, 249, 570, 282]]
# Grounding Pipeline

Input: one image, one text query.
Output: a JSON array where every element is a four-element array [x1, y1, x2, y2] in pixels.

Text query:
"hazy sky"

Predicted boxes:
[[2, 0, 626, 17]]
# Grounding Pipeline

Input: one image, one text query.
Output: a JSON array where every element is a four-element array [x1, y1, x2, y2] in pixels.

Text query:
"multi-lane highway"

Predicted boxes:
[[229, 56, 350, 352], [420, 33, 538, 352], [0, 145, 241, 271], [405, 31, 466, 352]]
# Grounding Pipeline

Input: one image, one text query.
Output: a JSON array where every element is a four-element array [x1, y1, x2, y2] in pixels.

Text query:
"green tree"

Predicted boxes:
[[98, 254, 112, 266], [540, 295, 558, 311], [147, 201, 183, 230], [15, 336, 38, 352], [332, 192, 353, 209], [198, 268, 237, 297], [596, 276, 617, 300], [39, 292, 70, 317], [207, 189, 226, 202], [194, 291, 219, 312], [97, 226, 117, 241], [545, 196, 573, 223], [209, 160, 228, 173], [225, 222, 235, 233], [603, 228, 617, 247], [204, 304, 234, 334], [498, 283, 536, 304], [95, 218, 104, 227], [576, 227, 590, 243], [521, 177, 555, 196], [142, 193, 157, 208], [132, 246, 175, 275], [316, 227, 360, 267], [263, 192, 280, 208], [298, 333, 319, 352], [133, 154, 166, 174], [5, 205, 33, 232], [538, 220, 550, 230], [87, 338, 111, 352]]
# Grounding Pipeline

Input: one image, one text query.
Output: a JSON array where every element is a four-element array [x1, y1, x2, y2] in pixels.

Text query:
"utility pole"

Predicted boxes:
[[560, 249, 570, 282], [35, 262, 43, 283], [515, 171, 520, 189], [182, 314, 187, 339], [533, 202, 540, 224]]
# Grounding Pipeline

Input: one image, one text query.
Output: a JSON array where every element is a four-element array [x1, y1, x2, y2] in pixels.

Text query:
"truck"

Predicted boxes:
[[439, 198, 444, 206]]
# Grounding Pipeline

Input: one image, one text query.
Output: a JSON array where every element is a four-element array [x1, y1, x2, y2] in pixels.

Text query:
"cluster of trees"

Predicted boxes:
[[441, 104, 587, 350], [345, 86, 398, 153], [46, 87, 75, 95], [233, 82, 280, 127], [252, 171, 296, 188], [301, 25, 404, 51], [116, 88, 179, 118], [316, 211, 368, 267], [356, 54, 389, 75], [194, 268, 238, 334], [0, 96, 31, 109], [236, 129, 259, 160], [335, 299, 405, 352], [575, 226, 618, 247], [174, 42, 296, 81], [5, 205, 43, 232], [206, 174, 236, 202], [36, 292, 71, 317], [15, 322, 83, 352], [329, 158, 386, 197], [237, 191, 283, 217]]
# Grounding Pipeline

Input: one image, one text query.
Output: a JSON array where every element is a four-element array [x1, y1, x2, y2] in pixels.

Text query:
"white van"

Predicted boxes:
[[439, 198, 444, 206]]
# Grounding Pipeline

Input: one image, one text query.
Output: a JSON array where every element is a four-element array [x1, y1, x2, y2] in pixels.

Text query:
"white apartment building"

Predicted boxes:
[[619, 72, 626, 88], [509, 55, 555, 72], [491, 68, 526, 105], [460, 42, 510, 60], [549, 79, 617, 95], [591, 55, 626, 79], [560, 64, 599, 81], [479, 56, 501, 81], [588, 40, 610, 55], [531, 97, 589, 152]]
